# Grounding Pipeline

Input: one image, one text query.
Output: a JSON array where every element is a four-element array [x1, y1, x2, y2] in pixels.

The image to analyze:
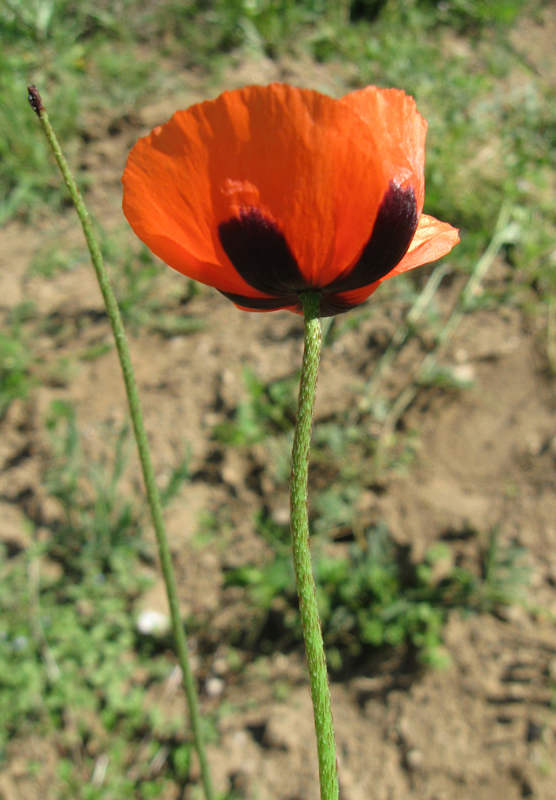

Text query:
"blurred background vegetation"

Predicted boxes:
[[1, 1, 554, 798], [2, 0, 555, 300]]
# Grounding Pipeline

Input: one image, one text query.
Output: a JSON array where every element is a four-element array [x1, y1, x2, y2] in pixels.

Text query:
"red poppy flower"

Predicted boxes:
[[122, 83, 459, 317]]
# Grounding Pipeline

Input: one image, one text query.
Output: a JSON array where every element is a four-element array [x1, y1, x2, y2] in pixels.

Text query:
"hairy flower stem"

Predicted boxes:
[[28, 86, 214, 800], [291, 292, 339, 800]]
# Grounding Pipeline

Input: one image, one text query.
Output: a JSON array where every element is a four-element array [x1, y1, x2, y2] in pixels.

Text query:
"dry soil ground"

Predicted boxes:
[[2, 40, 556, 800]]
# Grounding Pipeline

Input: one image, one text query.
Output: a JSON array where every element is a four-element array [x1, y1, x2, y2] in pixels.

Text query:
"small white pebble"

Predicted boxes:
[[406, 749, 424, 771], [205, 676, 225, 698], [451, 363, 475, 384], [212, 657, 229, 677], [136, 610, 170, 636], [271, 506, 290, 526]]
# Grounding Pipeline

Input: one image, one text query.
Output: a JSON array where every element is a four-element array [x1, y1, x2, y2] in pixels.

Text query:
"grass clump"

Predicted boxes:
[[0, 398, 194, 797], [0, 543, 192, 799], [44, 400, 190, 575], [0, 303, 38, 419], [227, 520, 529, 671], [213, 368, 298, 446], [112, 244, 204, 338], [0, 329, 33, 419]]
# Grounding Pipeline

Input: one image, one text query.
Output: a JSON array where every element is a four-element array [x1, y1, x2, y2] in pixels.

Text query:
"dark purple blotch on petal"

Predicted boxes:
[[323, 181, 418, 295], [218, 183, 419, 317], [218, 290, 301, 311], [318, 294, 361, 317], [218, 208, 308, 296]]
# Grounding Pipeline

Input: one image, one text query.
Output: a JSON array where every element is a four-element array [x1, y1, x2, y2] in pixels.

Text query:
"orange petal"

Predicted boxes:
[[122, 120, 262, 297], [231, 297, 302, 314], [123, 84, 393, 294], [321, 282, 381, 316], [385, 214, 460, 279], [342, 86, 427, 214], [321, 213, 459, 315]]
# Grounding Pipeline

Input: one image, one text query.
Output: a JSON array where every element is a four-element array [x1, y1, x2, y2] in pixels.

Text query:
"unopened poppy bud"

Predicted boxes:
[[27, 85, 44, 118]]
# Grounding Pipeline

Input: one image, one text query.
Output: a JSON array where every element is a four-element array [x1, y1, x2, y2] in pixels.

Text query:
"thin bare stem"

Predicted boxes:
[[28, 85, 214, 800]]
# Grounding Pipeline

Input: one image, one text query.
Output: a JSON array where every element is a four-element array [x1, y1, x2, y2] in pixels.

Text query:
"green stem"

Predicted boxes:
[[291, 292, 339, 800], [28, 86, 214, 800]]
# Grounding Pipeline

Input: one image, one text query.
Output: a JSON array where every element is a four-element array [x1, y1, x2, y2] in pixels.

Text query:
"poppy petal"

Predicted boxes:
[[218, 208, 307, 296], [341, 86, 427, 213], [122, 83, 459, 316], [122, 127, 263, 298], [323, 181, 418, 294], [388, 214, 460, 278], [219, 290, 302, 313], [123, 84, 391, 297], [320, 213, 460, 317]]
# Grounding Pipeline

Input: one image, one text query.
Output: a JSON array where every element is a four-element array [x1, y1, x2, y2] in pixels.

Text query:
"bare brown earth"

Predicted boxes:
[[2, 37, 556, 800]]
